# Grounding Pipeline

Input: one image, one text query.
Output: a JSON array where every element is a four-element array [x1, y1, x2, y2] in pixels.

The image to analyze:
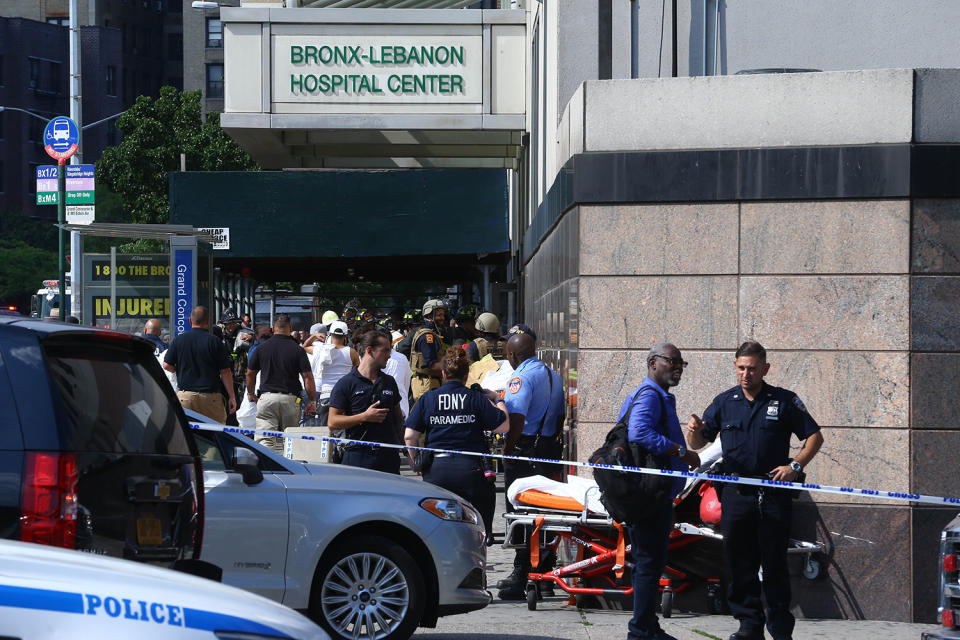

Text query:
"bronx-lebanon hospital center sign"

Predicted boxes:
[[275, 36, 483, 104]]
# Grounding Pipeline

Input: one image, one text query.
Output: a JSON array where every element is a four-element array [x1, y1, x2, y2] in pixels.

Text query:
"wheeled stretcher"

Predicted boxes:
[[503, 447, 825, 614]]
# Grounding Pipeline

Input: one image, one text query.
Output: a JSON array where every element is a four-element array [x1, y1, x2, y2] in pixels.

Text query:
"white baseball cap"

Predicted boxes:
[[329, 321, 349, 336]]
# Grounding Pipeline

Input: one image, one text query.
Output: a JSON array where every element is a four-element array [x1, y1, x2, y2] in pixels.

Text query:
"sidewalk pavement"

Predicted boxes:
[[402, 465, 937, 640]]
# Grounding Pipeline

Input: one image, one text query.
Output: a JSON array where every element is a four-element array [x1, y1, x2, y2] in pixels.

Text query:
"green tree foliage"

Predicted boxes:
[[97, 86, 257, 228]]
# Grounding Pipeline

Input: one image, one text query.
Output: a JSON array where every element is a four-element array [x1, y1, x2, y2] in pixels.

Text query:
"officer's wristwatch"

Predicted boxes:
[[676, 445, 687, 458], [789, 460, 803, 473]]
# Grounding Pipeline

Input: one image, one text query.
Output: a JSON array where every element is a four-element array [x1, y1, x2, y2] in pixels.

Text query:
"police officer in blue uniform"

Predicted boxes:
[[403, 347, 509, 539], [328, 330, 404, 474], [686, 341, 824, 640], [497, 330, 566, 600]]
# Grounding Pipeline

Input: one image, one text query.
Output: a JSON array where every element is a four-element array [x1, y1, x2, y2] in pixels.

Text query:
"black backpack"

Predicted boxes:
[[590, 389, 675, 524]]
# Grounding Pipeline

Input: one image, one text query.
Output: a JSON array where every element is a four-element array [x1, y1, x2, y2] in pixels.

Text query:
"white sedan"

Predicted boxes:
[[187, 414, 489, 640]]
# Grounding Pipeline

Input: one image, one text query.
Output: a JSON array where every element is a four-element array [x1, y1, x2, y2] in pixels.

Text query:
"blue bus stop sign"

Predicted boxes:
[[43, 116, 80, 161]]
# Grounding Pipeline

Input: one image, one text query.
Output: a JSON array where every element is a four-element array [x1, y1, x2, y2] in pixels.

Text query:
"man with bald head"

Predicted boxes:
[[621, 342, 700, 640], [142, 318, 167, 356], [497, 330, 566, 600]]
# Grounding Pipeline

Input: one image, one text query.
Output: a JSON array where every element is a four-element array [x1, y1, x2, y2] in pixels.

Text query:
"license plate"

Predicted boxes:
[[136, 516, 163, 546]]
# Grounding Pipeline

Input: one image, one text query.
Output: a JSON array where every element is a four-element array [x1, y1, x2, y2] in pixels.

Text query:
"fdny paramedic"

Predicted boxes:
[[686, 341, 823, 640], [409, 299, 448, 402], [403, 347, 509, 540]]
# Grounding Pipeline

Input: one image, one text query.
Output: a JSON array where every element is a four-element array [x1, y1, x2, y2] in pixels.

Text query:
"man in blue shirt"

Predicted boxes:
[[621, 342, 700, 640], [497, 331, 567, 600]]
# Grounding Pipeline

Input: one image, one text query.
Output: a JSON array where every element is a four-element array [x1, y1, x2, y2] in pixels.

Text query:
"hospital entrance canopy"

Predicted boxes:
[[219, 1, 527, 169]]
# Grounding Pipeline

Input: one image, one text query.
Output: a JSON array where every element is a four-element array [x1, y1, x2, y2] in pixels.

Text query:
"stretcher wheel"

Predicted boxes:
[[660, 590, 673, 618], [526, 585, 538, 611], [802, 556, 822, 580], [707, 586, 726, 615]]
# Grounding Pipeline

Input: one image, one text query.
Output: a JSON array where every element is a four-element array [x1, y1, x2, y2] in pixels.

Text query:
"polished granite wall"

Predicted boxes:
[[525, 197, 960, 622]]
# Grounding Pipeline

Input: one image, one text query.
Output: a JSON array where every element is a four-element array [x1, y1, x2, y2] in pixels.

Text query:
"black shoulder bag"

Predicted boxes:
[[589, 389, 676, 524]]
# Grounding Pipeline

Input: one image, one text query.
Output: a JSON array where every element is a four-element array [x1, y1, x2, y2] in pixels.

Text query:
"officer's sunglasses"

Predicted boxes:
[[654, 355, 688, 369]]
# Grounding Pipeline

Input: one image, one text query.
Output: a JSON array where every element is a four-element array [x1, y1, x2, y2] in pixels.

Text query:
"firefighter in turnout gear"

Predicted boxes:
[[466, 312, 507, 362], [410, 299, 448, 403]]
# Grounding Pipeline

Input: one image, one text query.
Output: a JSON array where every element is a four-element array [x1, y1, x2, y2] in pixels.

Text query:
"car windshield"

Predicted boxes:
[[43, 339, 192, 455]]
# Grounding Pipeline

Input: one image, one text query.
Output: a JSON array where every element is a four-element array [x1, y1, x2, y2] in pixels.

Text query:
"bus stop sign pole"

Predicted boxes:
[[43, 116, 80, 322]]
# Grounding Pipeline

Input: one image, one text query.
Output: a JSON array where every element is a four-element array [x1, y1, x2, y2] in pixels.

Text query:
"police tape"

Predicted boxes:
[[188, 422, 960, 507]]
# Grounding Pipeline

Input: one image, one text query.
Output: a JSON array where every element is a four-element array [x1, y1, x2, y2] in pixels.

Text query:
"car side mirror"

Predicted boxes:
[[232, 446, 264, 485]]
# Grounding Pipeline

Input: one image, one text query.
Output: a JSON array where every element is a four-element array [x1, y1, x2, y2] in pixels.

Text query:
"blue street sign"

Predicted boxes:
[[172, 246, 196, 337], [65, 164, 95, 179], [43, 116, 80, 161]]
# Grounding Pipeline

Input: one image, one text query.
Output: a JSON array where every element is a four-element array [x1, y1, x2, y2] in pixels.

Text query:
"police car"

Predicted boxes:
[[0, 538, 327, 639], [186, 412, 490, 640]]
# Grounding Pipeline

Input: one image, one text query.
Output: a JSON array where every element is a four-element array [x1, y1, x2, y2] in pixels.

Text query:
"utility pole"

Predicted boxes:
[[69, 0, 84, 321]]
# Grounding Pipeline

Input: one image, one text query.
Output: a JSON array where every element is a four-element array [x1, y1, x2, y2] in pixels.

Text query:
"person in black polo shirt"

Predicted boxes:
[[163, 306, 235, 423], [246, 314, 316, 451], [328, 330, 403, 474]]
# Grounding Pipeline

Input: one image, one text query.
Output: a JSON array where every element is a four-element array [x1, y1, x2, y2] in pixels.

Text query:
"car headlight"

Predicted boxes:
[[420, 498, 479, 524]]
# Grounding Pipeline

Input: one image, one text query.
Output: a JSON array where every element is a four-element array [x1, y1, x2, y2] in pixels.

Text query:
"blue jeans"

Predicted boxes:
[[627, 499, 674, 640]]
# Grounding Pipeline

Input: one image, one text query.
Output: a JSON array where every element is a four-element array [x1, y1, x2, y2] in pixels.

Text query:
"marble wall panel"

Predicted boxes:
[[911, 431, 960, 499], [790, 504, 911, 621], [739, 276, 909, 350], [767, 351, 908, 429], [579, 276, 738, 349], [740, 200, 910, 274], [911, 276, 960, 351], [579, 203, 739, 275], [911, 353, 960, 430], [798, 427, 908, 506], [913, 199, 960, 273], [577, 349, 734, 424]]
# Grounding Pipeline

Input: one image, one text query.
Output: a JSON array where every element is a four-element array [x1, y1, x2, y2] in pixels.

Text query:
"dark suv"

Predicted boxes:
[[0, 318, 203, 565]]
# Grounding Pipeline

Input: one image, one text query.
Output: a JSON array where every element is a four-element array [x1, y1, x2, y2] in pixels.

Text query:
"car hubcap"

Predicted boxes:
[[321, 552, 409, 640]]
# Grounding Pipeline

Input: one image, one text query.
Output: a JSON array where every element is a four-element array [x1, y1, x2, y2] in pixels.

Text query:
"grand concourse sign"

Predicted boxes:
[[220, 7, 526, 169]]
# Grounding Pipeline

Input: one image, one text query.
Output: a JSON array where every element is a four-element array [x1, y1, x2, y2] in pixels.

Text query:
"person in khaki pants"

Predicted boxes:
[[246, 314, 316, 451], [163, 306, 235, 424]]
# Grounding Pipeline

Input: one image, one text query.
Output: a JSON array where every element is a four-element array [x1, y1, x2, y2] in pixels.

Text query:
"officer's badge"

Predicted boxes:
[[425, 334, 434, 343], [508, 377, 522, 394], [766, 400, 780, 420], [793, 396, 807, 412]]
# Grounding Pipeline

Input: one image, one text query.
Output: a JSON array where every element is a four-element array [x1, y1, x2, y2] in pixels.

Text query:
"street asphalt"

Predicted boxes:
[[399, 464, 938, 640]]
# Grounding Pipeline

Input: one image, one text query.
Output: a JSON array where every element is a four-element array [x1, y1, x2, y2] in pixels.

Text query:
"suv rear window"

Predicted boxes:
[[43, 340, 192, 455]]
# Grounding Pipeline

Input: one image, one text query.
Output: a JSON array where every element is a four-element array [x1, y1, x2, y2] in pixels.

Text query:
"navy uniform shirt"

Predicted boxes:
[[503, 356, 563, 437], [329, 368, 402, 444], [414, 321, 442, 367], [404, 380, 506, 453], [247, 334, 310, 395], [701, 382, 820, 477], [163, 328, 231, 393]]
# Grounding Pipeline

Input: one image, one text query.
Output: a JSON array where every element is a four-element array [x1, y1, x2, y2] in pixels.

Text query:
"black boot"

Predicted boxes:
[[496, 566, 526, 590]]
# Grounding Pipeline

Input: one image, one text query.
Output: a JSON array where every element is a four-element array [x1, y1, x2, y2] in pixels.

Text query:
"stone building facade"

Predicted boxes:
[[526, 68, 960, 622]]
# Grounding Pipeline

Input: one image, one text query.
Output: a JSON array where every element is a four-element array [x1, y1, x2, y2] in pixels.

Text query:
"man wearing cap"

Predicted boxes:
[[497, 330, 567, 600], [409, 299, 448, 403], [305, 320, 358, 427], [245, 314, 316, 450]]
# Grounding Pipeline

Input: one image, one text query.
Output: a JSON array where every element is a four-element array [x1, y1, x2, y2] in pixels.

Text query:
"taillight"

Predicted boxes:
[[945, 554, 958, 573], [21, 453, 78, 549], [944, 609, 956, 628]]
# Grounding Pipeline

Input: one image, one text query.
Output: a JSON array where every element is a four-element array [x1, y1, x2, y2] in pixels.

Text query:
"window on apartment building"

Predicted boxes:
[[0, 112, 4, 140], [28, 58, 40, 89], [106, 66, 117, 96], [206, 63, 224, 99], [48, 61, 62, 93], [0, 162, 4, 194], [168, 33, 183, 61], [168, 0, 182, 12], [46, 17, 69, 27], [206, 18, 223, 48], [28, 118, 43, 143]]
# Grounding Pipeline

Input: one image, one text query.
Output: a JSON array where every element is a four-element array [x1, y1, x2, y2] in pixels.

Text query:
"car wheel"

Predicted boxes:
[[310, 535, 425, 640]]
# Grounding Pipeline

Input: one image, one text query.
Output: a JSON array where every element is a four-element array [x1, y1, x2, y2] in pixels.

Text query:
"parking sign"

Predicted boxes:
[[43, 116, 80, 161]]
